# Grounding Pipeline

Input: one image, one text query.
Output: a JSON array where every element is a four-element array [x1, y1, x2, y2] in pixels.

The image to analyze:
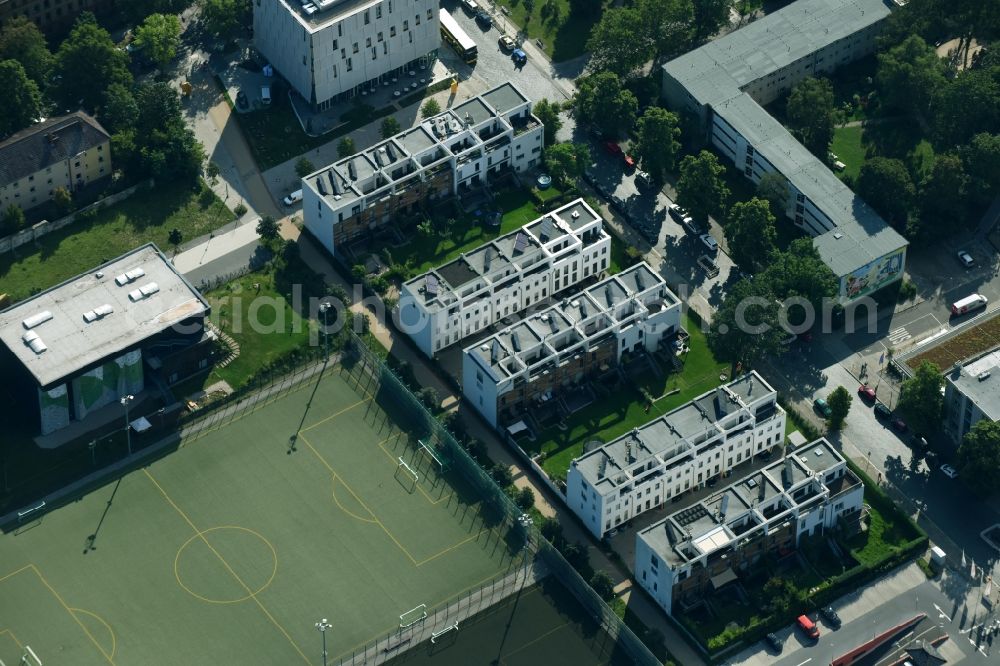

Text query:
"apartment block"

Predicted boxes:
[[397, 198, 610, 358], [567, 372, 786, 540], [253, 0, 439, 110], [634, 438, 864, 615], [0, 112, 111, 214], [943, 349, 1000, 445], [463, 262, 682, 429], [662, 0, 908, 303], [302, 83, 543, 259]]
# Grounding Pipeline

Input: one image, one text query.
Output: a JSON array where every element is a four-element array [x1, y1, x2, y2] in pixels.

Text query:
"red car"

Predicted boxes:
[[623, 154, 636, 170], [858, 385, 876, 402], [603, 140, 623, 157], [892, 417, 908, 432]]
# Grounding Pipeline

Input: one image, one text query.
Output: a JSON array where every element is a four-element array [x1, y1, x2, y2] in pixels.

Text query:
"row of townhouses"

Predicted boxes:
[[662, 0, 908, 303], [635, 437, 864, 615], [462, 262, 682, 430], [302, 82, 543, 259], [397, 198, 609, 357], [567, 372, 787, 540]]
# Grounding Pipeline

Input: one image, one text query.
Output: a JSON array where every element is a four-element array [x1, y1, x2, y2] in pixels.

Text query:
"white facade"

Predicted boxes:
[[634, 438, 864, 615], [567, 372, 786, 540], [463, 262, 682, 428], [398, 199, 610, 358], [302, 83, 543, 259], [943, 351, 1000, 445], [254, 0, 439, 109]]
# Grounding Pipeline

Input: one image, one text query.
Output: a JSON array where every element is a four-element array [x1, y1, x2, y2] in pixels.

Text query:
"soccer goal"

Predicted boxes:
[[397, 458, 419, 483], [418, 439, 447, 472], [431, 621, 459, 644], [399, 604, 427, 629], [20, 646, 42, 666]]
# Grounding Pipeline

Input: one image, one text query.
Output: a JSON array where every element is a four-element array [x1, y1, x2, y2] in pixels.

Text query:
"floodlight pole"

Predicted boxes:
[[121, 395, 134, 456], [315, 618, 332, 666], [319, 302, 331, 360]]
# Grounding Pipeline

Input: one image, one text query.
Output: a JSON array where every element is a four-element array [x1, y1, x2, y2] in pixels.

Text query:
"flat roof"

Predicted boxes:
[[453, 98, 495, 127], [281, 0, 384, 30], [481, 83, 528, 115], [950, 355, 1000, 421], [0, 244, 209, 388]]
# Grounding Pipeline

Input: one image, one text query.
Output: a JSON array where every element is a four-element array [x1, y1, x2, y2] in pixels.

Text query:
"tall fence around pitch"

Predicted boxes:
[[340, 332, 661, 666]]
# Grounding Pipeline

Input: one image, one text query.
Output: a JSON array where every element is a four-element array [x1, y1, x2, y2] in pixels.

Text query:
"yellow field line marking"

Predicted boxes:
[[70, 608, 117, 660], [500, 621, 570, 664], [31, 566, 115, 665], [0, 564, 33, 585], [415, 528, 492, 567], [300, 398, 369, 434], [299, 432, 417, 565], [331, 475, 379, 524], [374, 432, 451, 506], [143, 469, 312, 665], [0, 628, 24, 649]]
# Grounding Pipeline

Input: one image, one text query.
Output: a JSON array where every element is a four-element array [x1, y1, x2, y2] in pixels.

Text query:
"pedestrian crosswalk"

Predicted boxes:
[[888, 326, 911, 345]]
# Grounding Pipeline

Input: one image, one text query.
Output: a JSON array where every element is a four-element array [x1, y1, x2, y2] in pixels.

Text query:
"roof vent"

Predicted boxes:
[[115, 267, 146, 286], [22, 311, 53, 330], [22, 331, 47, 354], [571, 210, 580, 219], [82, 304, 114, 323], [95, 271, 104, 279], [978, 371, 991, 382], [128, 282, 160, 302], [833, 232, 844, 239]]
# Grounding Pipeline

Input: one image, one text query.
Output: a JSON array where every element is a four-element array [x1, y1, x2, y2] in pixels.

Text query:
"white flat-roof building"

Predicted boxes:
[[254, 0, 439, 110], [0, 244, 210, 435], [302, 83, 543, 259], [943, 349, 1000, 445], [397, 198, 611, 358], [662, 0, 908, 303], [634, 438, 864, 615], [567, 372, 786, 540], [463, 262, 682, 429]]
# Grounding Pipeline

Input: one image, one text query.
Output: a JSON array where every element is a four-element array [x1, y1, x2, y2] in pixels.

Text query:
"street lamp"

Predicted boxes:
[[319, 302, 331, 360], [315, 618, 332, 666], [120, 395, 134, 456]]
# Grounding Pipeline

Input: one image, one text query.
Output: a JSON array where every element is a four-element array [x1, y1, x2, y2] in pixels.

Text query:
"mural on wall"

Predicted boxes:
[[842, 249, 905, 301], [38, 383, 70, 436], [71, 350, 144, 421]]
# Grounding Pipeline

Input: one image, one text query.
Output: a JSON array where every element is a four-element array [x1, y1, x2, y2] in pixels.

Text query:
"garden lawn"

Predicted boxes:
[[495, 0, 602, 62], [0, 181, 232, 304], [832, 126, 866, 181], [536, 312, 728, 480]]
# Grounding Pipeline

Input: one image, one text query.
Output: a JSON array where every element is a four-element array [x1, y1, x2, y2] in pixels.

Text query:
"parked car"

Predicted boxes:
[[635, 170, 653, 189], [668, 203, 687, 221], [475, 9, 492, 26], [891, 416, 908, 432], [797, 614, 820, 640], [498, 34, 516, 51], [765, 632, 782, 652], [820, 606, 841, 629], [957, 250, 975, 268], [623, 154, 636, 170], [511, 48, 527, 65], [236, 90, 248, 108], [699, 233, 718, 253], [681, 216, 700, 236], [874, 402, 892, 419], [283, 189, 303, 206], [911, 434, 929, 450], [858, 385, 876, 402], [940, 464, 958, 479], [603, 140, 623, 157], [813, 397, 832, 418], [461, 0, 480, 14]]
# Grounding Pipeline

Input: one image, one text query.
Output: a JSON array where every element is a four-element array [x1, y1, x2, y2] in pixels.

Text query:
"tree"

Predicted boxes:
[[574, 72, 638, 139], [961, 133, 1000, 207], [707, 278, 783, 371], [380, 116, 401, 138], [532, 98, 562, 146], [725, 198, 776, 273], [589, 570, 616, 601], [856, 157, 914, 228], [52, 14, 132, 113], [561, 542, 589, 574], [762, 576, 800, 615], [760, 238, 837, 317], [0, 60, 42, 139], [931, 68, 1000, 148], [896, 361, 944, 436], [337, 137, 356, 158], [634, 106, 681, 184], [295, 157, 315, 178], [420, 98, 440, 118], [957, 420, 1000, 496], [691, 0, 732, 40], [116, 0, 192, 23], [256, 215, 280, 241], [490, 463, 514, 488], [826, 386, 852, 431], [100, 83, 139, 134], [914, 154, 969, 241], [756, 172, 789, 217], [675, 150, 729, 226], [234, 202, 248, 217], [200, 0, 251, 37], [206, 161, 221, 183], [0, 204, 25, 236], [135, 13, 181, 71], [544, 143, 590, 187], [638, 0, 694, 62], [128, 82, 205, 180], [876, 35, 949, 117], [168, 227, 183, 248], [515, 486, 535, 511], [787, 77, 835, 159], [0, 16, 53, 88], [586, 8, 653, 79], [52, 187, 73, 214]]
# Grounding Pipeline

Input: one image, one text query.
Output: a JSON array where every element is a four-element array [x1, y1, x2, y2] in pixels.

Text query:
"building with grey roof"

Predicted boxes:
[[253, 0, 439, 110], [463, 262, 681, 428], [567, 371, 787, 539], [302, 82, 543, 260], [662, 0, 907, 303], [943, 347, 1000, 445], [635, 437, 863, 615], [0, 244, 211, 435], [0, 111, 111, 213], [397, 197, 610, 357]]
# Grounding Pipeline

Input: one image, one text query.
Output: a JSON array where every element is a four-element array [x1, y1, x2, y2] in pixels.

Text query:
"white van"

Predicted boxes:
[[951, 294, 987, 316], [461, 0, 480, 14], [283, 189, 302, 206], [261, 85, 272, 105]]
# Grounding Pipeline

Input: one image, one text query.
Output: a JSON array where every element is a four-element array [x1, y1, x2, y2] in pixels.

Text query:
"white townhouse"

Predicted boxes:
[[397, 199, 611, 358]]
